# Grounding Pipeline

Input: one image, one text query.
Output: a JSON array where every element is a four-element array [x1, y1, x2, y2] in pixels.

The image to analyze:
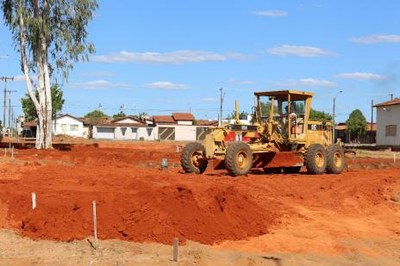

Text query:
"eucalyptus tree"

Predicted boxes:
[[1, 0, 98, 149]]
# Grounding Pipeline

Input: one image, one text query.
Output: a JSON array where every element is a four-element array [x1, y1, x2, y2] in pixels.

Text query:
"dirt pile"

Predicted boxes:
[[0, 144, 282, 244], [0, 142, 399, 250]]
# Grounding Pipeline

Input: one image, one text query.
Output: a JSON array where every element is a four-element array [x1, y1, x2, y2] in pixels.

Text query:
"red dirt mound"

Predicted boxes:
[[0, 144, 283, 244]]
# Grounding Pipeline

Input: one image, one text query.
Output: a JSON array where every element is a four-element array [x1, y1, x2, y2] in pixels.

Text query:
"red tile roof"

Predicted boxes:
[[196, 120, 218, 126], [172, 113, 195, 121], [153, 115, 176, 124], [374, 98, 400, 107], [23, 120, 38, 127]]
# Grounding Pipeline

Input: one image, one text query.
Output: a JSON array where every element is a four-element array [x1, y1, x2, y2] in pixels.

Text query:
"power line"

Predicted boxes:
[[0, 76, 14, 137]]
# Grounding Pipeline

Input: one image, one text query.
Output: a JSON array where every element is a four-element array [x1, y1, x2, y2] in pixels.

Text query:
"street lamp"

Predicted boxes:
[[332, 90, 343, 144]]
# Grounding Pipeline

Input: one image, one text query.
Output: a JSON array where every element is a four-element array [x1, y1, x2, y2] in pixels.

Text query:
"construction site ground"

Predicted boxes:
[[0, 140, 399, 265]]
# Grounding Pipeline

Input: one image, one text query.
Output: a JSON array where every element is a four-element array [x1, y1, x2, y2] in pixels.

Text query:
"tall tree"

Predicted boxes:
[[84, 109, 109, 125], [309, 108, 332, 122], [21, 83, 65, 121], [346, 109, 367, 142], [2, 0, 98, 149], [112, 111, 126, 120]]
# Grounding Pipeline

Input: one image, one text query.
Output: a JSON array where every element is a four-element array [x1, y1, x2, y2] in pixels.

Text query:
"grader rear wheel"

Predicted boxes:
[[326, 144, 345, 174], [304, 144, 327, 175], [225, 142, 253, 176], [180, 142, 208, 174]]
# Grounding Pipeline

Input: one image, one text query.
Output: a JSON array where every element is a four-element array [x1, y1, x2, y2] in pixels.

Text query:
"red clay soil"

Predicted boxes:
[[0, 142, 399, 246]]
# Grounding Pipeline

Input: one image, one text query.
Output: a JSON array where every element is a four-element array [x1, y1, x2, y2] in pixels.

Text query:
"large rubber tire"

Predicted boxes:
[[180, 142, 208, 174], [304, 144, 327, 175], [225, 142, 253, 176], [326, 144, 345, 174]]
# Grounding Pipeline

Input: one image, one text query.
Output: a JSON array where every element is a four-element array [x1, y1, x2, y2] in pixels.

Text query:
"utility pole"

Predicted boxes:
[[219, 88, 225, 126], [370, 100, 374, 144], [7, 90, 17, 136], [332, 90, 343, 144], [1, 76, 14, 138]]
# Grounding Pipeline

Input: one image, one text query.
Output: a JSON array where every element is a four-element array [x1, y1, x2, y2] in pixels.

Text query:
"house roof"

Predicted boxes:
[[172, 113, 195, 121], [373, 98, 400, 107], [23, 120, 38, 127], [196, 120, 218, 126], [55, 114, 83, 122], [153, 115, 176, 124], [335, 123, 377, 131], [112, 116, 142, 124]]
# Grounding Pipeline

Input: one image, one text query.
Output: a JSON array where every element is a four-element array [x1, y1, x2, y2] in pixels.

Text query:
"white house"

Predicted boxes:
[[53, 114, 88, 138], [374, 98, 400, 148], [93, 116, 157, 140]]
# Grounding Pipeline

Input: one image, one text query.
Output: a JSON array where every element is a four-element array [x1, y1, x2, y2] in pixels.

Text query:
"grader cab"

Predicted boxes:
[[181, 90, 345, 176]]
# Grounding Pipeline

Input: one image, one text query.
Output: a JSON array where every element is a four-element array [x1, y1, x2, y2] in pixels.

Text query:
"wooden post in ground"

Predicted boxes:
[[32, 193, 36, 209], [93, 200, 98, 248], [173, 237, 179, 262]]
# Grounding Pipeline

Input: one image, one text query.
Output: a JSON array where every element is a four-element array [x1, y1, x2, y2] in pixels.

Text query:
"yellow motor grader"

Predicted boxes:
[[181, 90, 345, 176]]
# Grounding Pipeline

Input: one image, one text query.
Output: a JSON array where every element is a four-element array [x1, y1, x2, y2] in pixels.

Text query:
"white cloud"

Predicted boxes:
[[0, 55, 9, 60], [91, 50, 241, 64], [349, 34, 400, 44], [69, 80, 131, 90], [13, 75, 25, 81], [273, 78, 336, 88], [267, 45, 335, 57], [201, 97, 219, 103], [251, 10, 288, 17], [144, 81, 186, 90], [335, 72, 385, 81]]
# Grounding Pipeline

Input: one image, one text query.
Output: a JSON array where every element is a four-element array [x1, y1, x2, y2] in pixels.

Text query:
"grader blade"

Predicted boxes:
[[252, 152, 303, 168]]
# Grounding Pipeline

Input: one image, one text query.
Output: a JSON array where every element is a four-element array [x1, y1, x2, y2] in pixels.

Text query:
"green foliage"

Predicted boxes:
[[309, 109, 332, 122], [227, 111, 249, 120], [112, 111, 126, 120], [346, 109, 367, 141], [1, 0, 99, 79], [84, 109, 109, 125], [21, 83, 65, 121]]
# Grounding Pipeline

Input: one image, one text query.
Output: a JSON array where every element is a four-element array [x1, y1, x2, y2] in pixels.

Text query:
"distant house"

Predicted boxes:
[[92, 116, 157, 140], [152, 113, 216, 141], [53, 114, 87, 138], [374, 98, 400, 149], [172, 113, 195, 125], [335, 122, 376, 144], [21, 114, 87, 138]]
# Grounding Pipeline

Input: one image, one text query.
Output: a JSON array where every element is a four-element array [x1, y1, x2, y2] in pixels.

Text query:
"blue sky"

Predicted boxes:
[[1, 0, 400, 122]]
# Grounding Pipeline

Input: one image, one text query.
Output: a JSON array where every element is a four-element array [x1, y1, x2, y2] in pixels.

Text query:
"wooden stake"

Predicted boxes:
[[32, 193, 36, 209], [93, 200, 98, 248], [173, 237, 179, 262], [11, 145, 14, 159]]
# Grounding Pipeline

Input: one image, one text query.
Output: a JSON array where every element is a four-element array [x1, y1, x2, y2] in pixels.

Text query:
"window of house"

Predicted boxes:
[[146, 127, 153, 136], [385, 125, 397, 136], [121, 127, 127, 136], [70, 124, 79, 131]]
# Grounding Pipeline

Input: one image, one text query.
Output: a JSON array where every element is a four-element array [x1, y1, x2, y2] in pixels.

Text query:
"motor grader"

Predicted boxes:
[[181, 90, 345, 176]]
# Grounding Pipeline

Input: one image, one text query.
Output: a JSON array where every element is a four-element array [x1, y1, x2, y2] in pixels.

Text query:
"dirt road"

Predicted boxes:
[[0, 142, 399, 265]]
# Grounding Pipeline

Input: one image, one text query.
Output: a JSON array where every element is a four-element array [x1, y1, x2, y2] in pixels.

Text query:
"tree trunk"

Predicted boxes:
[[18, 2, 52, 149]]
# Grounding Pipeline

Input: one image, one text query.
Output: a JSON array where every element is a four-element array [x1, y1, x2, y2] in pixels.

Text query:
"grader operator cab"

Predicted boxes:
[[181, 90, 345, 176]]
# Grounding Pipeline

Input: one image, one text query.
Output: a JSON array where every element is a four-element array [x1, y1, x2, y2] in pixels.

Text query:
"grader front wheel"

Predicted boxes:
[[304, 144, 327, 175], [180, 142, 208, 174], [225, 142, 253, 176]]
